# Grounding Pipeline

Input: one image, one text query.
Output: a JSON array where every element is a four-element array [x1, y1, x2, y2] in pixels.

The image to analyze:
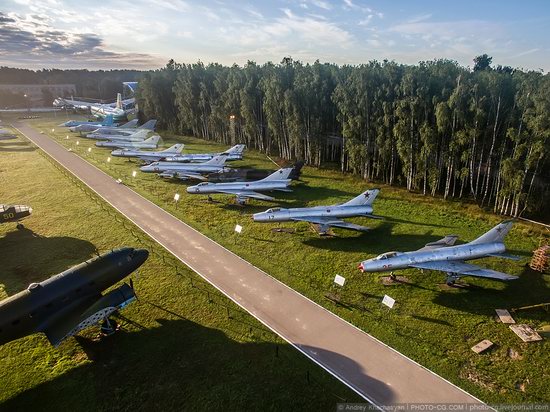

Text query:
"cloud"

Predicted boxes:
[[0, 12, 159, 68]]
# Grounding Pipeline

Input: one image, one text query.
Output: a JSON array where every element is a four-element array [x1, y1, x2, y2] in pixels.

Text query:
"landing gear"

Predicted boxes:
[[235, 197, 246, 206], [16, 222, 24, 230], [445, 272, 460, 286], [389, 272, 397, 281], [100, 317, 118, 336], [207, 195, 213, 202]]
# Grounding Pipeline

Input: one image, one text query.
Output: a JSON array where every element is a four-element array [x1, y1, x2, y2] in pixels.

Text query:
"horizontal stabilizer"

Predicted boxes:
[[409, 260, 518, 281]]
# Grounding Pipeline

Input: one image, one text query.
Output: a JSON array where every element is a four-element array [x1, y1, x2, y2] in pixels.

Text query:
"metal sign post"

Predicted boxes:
[[174, 193, 180, 209]]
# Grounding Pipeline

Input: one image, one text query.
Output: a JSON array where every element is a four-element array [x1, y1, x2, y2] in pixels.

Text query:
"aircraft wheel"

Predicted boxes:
[[16, 223, 24, 230]]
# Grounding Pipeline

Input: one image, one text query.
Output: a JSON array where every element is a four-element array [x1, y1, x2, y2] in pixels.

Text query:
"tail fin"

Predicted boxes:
[[223, 144, 246, 155], [116, 93, 122, 109], [161, 144, 184, 154], [259, 168, 294, 182], [469, 220, 514, 245], [138, 119, 157, 131], [341, 188, 380, 206], [120, 119, 138, 128], [102, 114, 114, 126], [131, 129, 150, 139], [203, 154, 228, 166], [144, 135, 160, 144]]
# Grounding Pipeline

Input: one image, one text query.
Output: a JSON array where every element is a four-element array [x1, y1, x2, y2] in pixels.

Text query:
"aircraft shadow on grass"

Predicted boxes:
[[0, 318, 373, 411], [432, 266, 550, 317], [302, 222, 445, 255], [0, 227, 97, 296], [0, 141, 36, 152]]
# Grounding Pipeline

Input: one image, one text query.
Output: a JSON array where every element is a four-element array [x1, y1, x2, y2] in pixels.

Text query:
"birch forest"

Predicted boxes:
[[137, 56, 549, 218]]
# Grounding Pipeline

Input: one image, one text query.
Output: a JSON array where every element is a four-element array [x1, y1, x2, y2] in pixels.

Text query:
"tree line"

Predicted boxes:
[[137, 57, 549, 218], [0, 67, 141, 101]]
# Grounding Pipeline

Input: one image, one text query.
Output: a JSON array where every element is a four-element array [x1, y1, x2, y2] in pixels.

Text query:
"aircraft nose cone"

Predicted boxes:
[[358, 262, 365, 272], [130, 248, 149, 267], [186, 186, 196, 193], [28, 207, 33, 214]]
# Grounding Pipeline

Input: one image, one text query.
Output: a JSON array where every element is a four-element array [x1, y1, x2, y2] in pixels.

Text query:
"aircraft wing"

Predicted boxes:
[[174, 172, 208, 181], [416, 235, 459, 252], [291, 216, 370, 231], [216, 189, 274, 201], [409, 260, 518, 280], [39, 295, 100, 346]]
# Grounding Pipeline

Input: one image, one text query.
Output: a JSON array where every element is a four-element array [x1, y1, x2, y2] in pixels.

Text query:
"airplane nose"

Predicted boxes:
[[28, 207, 33, 214], [186, 186, 195, 193], [130, 248, 149, 266], [358, 262, 365, 272]]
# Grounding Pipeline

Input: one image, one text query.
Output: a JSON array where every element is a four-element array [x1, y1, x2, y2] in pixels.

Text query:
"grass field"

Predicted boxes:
[[0, 121, 361, 410], [5, 112, 550, 404]]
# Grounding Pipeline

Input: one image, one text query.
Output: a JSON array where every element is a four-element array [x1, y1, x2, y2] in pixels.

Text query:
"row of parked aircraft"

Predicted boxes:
[[57, 117, 521, 287]]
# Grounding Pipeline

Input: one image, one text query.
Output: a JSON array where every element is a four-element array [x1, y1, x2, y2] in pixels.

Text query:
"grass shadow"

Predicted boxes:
[[0, 318, 364, 411], [0, 227, 97, 295]]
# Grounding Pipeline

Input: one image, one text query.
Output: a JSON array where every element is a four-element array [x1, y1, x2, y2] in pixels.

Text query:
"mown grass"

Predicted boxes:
[[0, 121, 361, 411], [19, 113, 550, 403]]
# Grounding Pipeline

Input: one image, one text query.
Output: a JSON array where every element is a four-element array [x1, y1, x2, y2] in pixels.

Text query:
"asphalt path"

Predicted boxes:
[[16, 122, 487, 407]]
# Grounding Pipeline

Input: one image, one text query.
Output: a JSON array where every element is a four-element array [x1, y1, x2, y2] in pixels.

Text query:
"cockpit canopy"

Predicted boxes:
[[375, 251, 399, 260], [0, 204, 30, 213], [265, 208, 285, 213]]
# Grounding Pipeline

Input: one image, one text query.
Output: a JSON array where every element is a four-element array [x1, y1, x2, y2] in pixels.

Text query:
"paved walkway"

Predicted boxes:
[[15, 122, 486, 407]]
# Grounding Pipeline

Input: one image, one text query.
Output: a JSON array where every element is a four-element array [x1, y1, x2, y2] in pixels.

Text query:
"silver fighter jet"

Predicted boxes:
[[85, 128, 152, 142], [358, 220, 519, 285], [187, 167, 294, 204], [86, 120, 156, 138], [141, 154, 230, 180], [164, 144, 245, 163], [95, 135, 160, 149], [111, 144, 184, 162], [253, 189, 381, 234]]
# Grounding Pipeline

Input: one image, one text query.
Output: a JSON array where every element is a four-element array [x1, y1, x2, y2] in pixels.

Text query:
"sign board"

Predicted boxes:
[[471, 339, 493, 354], [174, 193, 180, 202], [51, 128, 55, 132], [115, 178, 123, 184], [76, 141, 79, 145], [235, 224, 243, 234], [382, 294, 396, 309], [495, 309, 515, 324], [107, 157, 111, 163], [87, 147, 92, 153], [334, 274, 346, 287], [509, 324, 543, 342], [132, 171, 137, 178], [66, 135, 69, 139]]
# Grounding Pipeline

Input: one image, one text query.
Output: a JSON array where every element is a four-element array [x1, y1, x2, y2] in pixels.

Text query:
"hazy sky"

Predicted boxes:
[[1, 0, 548, 70]]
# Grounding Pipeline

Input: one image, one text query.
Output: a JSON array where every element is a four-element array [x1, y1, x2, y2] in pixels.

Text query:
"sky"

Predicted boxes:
[[0, 0, 549, 71]]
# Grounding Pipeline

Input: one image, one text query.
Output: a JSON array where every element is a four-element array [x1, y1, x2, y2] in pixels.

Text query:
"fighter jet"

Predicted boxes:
[[358, 220, 520, 285], [85, 128, 152, 142], [70, 118, 139, 134], [253, 189, 381, 235], [0, 247, 148, 347], [165, 144, 246, 163], [62, 115, 115, 129], [1, 204, 32, 228], [187, 167, 294, 204], [208, 161, 304, 183], [111, 143, 184, 162], [141, 154, 230, 180], [95, 135, 160, 149], [86, 120, 156, 138]]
